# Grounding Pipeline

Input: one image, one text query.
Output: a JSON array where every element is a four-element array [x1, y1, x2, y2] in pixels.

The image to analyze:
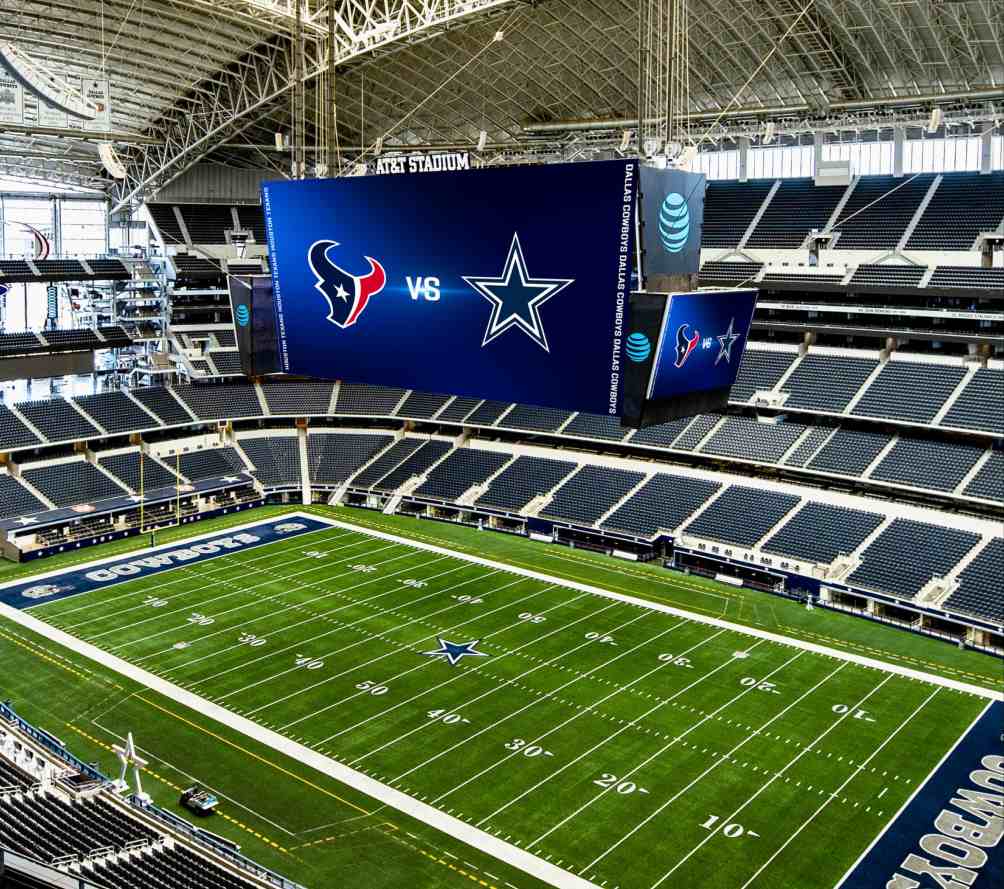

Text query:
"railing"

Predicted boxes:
[[0, 847, 112, 889], [130, 797, 308, 889], [0, 702, 108, 784]]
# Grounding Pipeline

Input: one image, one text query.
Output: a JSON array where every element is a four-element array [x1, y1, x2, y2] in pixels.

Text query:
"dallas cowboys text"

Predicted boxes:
[[608, 162, 636, 415]]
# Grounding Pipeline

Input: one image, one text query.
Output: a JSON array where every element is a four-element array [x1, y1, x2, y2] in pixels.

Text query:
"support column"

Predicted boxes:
[[738, 136, 749, 182], [980, 120, 993, 174], [893, 127, 905, 177]]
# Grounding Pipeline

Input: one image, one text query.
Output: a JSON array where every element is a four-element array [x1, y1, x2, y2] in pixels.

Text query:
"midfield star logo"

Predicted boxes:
[[463, 233, 574, 352], [423, 637, 489, 666]]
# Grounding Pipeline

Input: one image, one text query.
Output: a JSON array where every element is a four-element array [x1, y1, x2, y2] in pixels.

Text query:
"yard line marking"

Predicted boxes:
[[49, 528, 360, 623], [735, 687, 941, 889], [470, 627, 730, 822], [181, 569, 518, 686], [103, 548, 447, 650], [531, 642, 792, 849], [648, 674, 895, 887], [580, 657, 847, 871], [239, 579, 543, 713], [336, 594, 610, 755], [313, 516, 1000, 701], [134, 548, 445, 665], [292, 587, 592, 739], [196, 560, 472, 698], [377, 609, 655, 779], [84, 539, 405, 642], [830, 699, 993, 889], [231, 573, 530, 710]]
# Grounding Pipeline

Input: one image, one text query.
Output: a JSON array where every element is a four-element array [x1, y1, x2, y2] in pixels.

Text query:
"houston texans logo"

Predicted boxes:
[[674, 323, 700, 368], [307, 240, 386, 329]]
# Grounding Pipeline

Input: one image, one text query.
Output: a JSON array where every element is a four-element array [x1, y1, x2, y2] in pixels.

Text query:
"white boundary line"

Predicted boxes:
[[0, 511, 999, 889]]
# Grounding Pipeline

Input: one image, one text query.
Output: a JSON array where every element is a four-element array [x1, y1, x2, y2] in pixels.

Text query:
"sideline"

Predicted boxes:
[[0, 511, 1000, 889]]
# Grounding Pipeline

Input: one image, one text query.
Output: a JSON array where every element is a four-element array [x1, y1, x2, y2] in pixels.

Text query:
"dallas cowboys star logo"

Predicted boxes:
[[715, 317, 741, 365], [462, 233, 574, 352], [423, 637, 489, 666]]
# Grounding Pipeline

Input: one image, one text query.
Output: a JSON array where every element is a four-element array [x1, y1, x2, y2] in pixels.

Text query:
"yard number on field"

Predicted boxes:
[[701, 814, 759, 839], [238, 632, 266, 647], [295, 654, 324, 669], [658, 653, 694, 668], [401, 578, 427, 588], [356, 679, 389, 695], [505, 738, 554, 757], [351, 564, 376, 573], [740, 676, 780, 694], [832, 703, 875, 721], [519, 612, 547, 624], [427, 709, 470, 725], [187, 612, 214, 626], [594, 773, 649, 795], [585, 631, 616, 645], [453, 594, 483, 604]]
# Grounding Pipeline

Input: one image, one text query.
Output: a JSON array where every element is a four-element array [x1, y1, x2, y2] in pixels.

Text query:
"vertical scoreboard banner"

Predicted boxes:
[[0, 71, 23, 123], [228, 274, 279, 378], [262, 160, 639, 415], [638, 166, 706, 281], [621, 288, 758, 426]]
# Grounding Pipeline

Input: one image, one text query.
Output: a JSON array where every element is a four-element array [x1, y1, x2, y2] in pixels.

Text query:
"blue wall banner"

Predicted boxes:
[[263, 160, 639, 415], [638, 166, 706, 281]]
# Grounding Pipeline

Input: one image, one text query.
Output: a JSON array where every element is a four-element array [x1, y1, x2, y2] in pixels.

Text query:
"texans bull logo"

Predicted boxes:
[[674, 323, 700, 368], [307, 240, 386, 329]]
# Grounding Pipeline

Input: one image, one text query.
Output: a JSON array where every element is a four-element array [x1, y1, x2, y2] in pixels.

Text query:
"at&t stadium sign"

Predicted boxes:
[[373, 151, 471, 176]]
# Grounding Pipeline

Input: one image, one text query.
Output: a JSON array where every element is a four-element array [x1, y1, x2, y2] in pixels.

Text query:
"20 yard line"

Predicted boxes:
[[84, 540, 408, 642], [530, 642, 795, 849], [39, 528, 360, 621], [580, 656, 847, 872]]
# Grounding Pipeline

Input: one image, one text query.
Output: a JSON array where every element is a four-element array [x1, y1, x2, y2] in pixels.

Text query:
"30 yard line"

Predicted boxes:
[[380, 608, 656, 779], [82, 539, 408, 642], [102, 547, 445, 650], [136, 548, 450, 666]]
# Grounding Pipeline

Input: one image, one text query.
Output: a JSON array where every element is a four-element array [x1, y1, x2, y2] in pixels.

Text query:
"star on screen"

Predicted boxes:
[[715, 316, 741, 365], [423, 637, 490, 666], [463, 232, 574, 352]]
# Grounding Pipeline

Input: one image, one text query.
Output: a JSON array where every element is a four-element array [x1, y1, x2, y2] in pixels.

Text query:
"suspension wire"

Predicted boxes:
[[691, 0, 817, 150], [352, 6, 522, 169]]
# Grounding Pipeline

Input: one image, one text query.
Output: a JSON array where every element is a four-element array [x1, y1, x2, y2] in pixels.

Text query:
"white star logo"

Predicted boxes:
[[15, 516, 38, 526], [334, 284, 349, 303], [462, 233, 574, 352], [715, 317, 741, 365]]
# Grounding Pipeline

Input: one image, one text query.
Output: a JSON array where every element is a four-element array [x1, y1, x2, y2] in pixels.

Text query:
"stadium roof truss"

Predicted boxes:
[[0, 0, 1000, 200]]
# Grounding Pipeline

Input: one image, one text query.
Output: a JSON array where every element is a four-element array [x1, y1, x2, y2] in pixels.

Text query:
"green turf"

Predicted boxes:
[[20, 515, 992, 889]]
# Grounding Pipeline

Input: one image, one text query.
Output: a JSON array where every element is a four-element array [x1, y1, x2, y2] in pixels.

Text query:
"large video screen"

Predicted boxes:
[[262, 159, 639, 415]]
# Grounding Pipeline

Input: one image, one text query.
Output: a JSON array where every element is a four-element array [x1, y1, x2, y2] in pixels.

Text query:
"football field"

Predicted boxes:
[[12, 515, 996, 889]]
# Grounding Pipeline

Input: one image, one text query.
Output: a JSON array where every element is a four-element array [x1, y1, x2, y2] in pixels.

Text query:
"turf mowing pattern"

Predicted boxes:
[[25, 521, 991, 889]]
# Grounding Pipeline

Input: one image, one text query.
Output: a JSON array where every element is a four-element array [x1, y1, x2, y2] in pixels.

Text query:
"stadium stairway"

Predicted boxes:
[[595, 470, 656, 528]]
